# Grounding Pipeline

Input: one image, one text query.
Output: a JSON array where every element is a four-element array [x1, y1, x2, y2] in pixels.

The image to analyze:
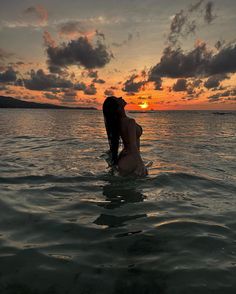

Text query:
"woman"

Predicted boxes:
[[103, 96, 147, 177]]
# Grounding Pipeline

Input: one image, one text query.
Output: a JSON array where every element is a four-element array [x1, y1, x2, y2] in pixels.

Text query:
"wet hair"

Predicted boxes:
[[103, 96, 121, 166]]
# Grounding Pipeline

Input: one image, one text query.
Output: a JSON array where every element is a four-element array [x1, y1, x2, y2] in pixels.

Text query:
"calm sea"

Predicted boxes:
[[0, 109, 236, 294]]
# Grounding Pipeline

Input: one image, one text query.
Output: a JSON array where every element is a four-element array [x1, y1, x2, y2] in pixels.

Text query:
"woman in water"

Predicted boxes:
[[103, 96, 147, 177]]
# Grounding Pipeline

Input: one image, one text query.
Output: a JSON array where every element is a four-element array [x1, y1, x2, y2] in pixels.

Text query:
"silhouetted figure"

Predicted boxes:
[[103, 96, 147, 177]]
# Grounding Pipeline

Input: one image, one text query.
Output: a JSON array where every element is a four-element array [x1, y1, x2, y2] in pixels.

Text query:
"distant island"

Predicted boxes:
[[0, 96, 97, 110]]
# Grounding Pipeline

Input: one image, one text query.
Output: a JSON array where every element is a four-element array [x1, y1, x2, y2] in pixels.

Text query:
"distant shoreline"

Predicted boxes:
[[0, 96, 97, 110]]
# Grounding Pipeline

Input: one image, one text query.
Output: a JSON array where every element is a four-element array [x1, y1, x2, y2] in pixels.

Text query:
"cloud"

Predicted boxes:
[[43, 31, 56, 48], [92, 78, 105, 84], [191, 78, 203, 88], [57, 21, 95, 39], [204, 2, 216, 24], [149, 42, 236, 79], [149, 44, 209, 78], [168, 10, 189, 45], [208, 88, 236, 102], [87, 70, 98, 78], [84, 84, 97, 95], [44, 92, 58, 100], [112, 32, 139, 47], [104, 89, 114, 96], [138, 95, 152, 100], [24, 5, 48, 26], [74, 82, 86, 91], [23, 69, 73, 90], [208, 94, 222, 102], [0, 67, 17, 83], [208, 43, 236, 75], [167, 0, 216, 47], [172, 78, 188, 91], [189, 0, 204, 12], [122, 74, 146, 93], [148, 74, 163, 90], [224, 97, 236, 102], [61, 89, 77, 103], [204, 74, 228, 89], [45, 36, 112, 73], [75, 81, 99, 95], [215, 40, 225, 50]]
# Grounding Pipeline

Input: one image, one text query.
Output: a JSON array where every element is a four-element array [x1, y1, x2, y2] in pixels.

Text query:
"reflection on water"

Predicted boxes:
[[0, 109, 236, 294], [94, 179, 146, 228]]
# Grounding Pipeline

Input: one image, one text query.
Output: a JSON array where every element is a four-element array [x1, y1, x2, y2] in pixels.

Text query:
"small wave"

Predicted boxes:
[[143, 172, 236, 192], [0, 174, 97, 185]]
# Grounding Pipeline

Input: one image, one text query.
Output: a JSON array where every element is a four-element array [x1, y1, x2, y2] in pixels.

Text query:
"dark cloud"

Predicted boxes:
[[148, 74, 163, 90], [84, 84, 97, 95], [167, 0, 216, 47], [87, 70, 98, 78], [83, 70, 105, 83], [208, 43, 236, 75], [112, 33, 136, 47], [45, 36, 112, 73], [0, 67, 17, 83], [104, 89, 114, 96], [186, 79, 204, 96], [44, 92, 58, 100], [208, 88, 236, 102], [215, 40, 225, 50], [192, 78, 203, 88], [149, 42, 236, 80], [224, 97, 236, 102], [168, 10, 188, 45], [61, 89, 77, 103], [23, 69, 73, 90], [122, 74, 146, 93], [204, 74, 228, 89], [208, 93, 222, 102], [204, 2, 216, 24], [149, 44, 209, 78], [74, 82, 86, 91], [223, 89, 236, 96], [125, 92, 136, 96], [173, 78, 188, 91], [92, 78, 105, 84]]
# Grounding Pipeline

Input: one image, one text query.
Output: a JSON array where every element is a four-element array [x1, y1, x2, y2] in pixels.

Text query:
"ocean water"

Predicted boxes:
[[0, 109, 235, 294]]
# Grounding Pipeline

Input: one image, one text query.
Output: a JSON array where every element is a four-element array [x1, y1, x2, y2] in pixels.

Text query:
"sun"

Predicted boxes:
[[139, 101, 149, 109]]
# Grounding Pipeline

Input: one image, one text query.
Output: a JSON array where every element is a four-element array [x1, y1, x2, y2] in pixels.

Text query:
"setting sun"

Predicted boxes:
[[139, 102, 149, 109]]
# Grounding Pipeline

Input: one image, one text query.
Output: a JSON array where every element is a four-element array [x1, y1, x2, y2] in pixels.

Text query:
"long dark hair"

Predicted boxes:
[[103, 96, 121, 166]]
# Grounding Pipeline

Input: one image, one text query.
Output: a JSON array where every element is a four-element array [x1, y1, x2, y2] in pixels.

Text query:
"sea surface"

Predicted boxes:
[[0, 109, 236, 294]]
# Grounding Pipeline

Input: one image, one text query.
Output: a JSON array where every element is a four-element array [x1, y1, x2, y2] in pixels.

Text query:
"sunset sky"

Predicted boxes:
[[0, 0, 236, 110]]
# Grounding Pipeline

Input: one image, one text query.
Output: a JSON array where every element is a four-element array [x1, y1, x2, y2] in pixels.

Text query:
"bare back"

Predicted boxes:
[[118, 117, 146, 176]]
